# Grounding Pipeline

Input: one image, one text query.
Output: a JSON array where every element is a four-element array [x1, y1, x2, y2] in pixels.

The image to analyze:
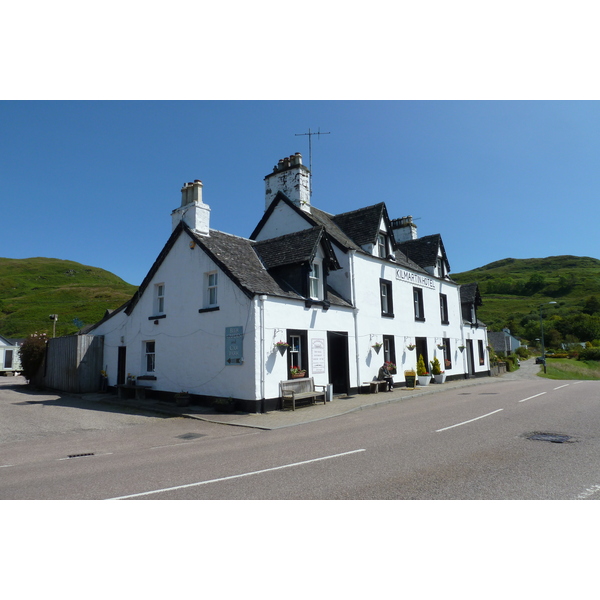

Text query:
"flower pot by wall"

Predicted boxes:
[[417, 375, 431, 386], [175, 394, 190, 407], [434, 373, 446, 384], [291, 372, 306, 379]]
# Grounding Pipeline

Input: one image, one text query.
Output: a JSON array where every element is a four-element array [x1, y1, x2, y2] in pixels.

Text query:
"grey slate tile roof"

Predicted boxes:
[[460, 282, 482, 306], [396, 234, 451, 273], [253, 227, 324, 269]]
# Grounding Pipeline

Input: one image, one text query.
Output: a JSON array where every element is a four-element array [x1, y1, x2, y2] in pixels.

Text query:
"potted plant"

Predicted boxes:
[[458, 345, 466, 352], [404, 368, 416, 389], [406, 344, 416, 351], [174, 391, 190, 407], [290, 366, 306, 379], [372, 342, 383, 354], [416, 354, 430, 386], [430, 357, 446, 384], [213, 397, 236, 413], [275, 340, 290, 355]]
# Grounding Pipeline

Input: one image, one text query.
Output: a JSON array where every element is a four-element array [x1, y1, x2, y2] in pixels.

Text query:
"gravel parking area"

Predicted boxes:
[[0, 376, 167, 444]]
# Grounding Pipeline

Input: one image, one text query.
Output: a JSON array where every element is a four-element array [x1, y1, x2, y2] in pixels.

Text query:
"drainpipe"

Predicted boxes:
[[259, 295, 267, 406], [349, 250, 361, 390]]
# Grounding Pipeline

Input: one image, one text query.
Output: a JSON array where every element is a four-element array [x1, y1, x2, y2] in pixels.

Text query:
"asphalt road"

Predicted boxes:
[[2, 368, 600, 500]]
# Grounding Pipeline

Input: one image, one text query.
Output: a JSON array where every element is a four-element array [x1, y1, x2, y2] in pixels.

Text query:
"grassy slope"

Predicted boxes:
[[0, 257, 137, 338], [452, 255, 600, 332], [538, 358, 600, 380]]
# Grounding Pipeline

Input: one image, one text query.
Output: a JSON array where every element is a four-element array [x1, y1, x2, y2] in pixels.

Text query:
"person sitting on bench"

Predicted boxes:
[[378, 362, 394, 391]]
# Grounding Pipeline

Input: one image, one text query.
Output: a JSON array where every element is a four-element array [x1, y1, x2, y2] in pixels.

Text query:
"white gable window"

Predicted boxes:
[[377, 233, 387, 258], [309, 262, 321, 299], [144, 341, 156, 373], [206, 271, 218, 307], [155, 283, 165, 315]]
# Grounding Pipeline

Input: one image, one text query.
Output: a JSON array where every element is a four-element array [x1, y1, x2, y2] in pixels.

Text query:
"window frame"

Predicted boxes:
[[442, 338, 452, 370], [377, 233, 387, 258], [206, 271, 218, 307], [440, 293, 449, 325], [413, 287, 425, 321], [309, 261, 321, 300], [380, 278, 394, 318], [144, 340, 156, 373], [155, 283, 165, 315]]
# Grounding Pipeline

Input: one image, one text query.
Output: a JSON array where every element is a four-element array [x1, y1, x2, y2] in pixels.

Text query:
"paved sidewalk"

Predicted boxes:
[[81, 367, 532, 430]]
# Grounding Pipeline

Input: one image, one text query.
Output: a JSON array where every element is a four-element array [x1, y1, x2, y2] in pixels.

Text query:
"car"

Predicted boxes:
[[535, 356, 545, 364]]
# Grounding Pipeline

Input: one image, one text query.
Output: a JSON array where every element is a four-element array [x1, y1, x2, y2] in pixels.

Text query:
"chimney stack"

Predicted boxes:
[[171, 179, 210, 235], [264, 153, 311, 212], [391, 216, 418, 243]]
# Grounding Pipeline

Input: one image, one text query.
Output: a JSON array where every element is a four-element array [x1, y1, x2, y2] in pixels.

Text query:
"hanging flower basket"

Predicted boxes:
[[372, 343, 383, 354], [458, 345, 466, 352], [437, 344, 445, 350], [275, 341, 290, 355], [406, 344, 416, 351]]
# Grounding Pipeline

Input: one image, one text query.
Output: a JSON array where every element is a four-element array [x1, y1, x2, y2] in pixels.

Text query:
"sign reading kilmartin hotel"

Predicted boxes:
[[395, 269, 436, 289]]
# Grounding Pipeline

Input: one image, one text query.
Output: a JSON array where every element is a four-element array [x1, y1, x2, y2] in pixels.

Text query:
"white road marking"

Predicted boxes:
[[106, 448, 367, 500], [575, 483, 600, 500], [0, 464, 13, 468], [554, 384, 570, 390], [435, 409, 504, 433], [518, 392, 547, 403], [573, 381, 585, 385]]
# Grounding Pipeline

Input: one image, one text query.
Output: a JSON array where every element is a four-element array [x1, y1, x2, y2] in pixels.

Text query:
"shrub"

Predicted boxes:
[[19, 332, 47, 381], [503, 355, 520, 372], [579, 347, 600, 361], [417, 354, 428, 376], [515, 346, 530, 360]]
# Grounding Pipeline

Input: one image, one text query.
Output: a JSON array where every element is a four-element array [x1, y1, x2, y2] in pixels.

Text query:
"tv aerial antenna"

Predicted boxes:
[[295, 127, 330, 194]]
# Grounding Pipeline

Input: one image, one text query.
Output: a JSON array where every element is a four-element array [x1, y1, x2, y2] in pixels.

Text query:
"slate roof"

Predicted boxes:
[[253, 227, 339, 271], [460, 282, 482, 307], [396, 234, 451, 273]]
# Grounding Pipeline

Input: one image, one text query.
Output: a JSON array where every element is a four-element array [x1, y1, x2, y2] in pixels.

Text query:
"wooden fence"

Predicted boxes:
[[34, 335, 104, 393]]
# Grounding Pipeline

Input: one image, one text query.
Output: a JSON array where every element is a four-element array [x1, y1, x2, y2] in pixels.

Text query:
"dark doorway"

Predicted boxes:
[[117, 346, 127, 385], [466, 339, 475, 377], [327, 331, 349, 394]]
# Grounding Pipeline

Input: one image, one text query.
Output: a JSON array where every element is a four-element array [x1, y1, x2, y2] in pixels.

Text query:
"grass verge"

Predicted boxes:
[[538, 358, 600, 380]]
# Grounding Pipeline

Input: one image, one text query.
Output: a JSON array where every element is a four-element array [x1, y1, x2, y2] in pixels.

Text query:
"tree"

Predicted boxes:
[[19, 333, 47, 381], [583, 296, 600, 316]]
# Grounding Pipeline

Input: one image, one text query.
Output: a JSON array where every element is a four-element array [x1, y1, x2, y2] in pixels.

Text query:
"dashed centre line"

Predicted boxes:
[[436, 409, 504, 432], [518, 392, 547, 403], [106, 448, 366, 500], [554, 384, 570, 390]]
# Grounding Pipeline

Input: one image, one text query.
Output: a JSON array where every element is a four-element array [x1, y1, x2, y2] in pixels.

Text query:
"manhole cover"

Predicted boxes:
[[526, 432, 573, 444], [177, 433, 206, 440]]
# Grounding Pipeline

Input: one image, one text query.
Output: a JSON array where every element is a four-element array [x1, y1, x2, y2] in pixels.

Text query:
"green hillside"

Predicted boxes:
[[0, 257, 137, 338], [452, 255, 600, 346]]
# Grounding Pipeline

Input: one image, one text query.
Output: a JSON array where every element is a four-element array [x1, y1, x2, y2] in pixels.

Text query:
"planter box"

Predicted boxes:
[[434, 373, 446, 384], [417, 375, 431, 386]]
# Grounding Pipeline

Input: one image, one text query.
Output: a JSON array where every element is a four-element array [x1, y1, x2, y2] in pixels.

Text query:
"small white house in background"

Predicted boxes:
[[0, 335, 22, 375], [89, 153, 489, 412]]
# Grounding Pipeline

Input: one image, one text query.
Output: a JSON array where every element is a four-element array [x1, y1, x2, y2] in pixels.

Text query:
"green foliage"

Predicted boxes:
[[502, 355, 520, 372], [539, 358, 600, 380], [19, 333, 48, 380], [0, 257, 137, 338], [579, 347, 600, 361], [417, 354, 428, 375], [430, 357, 442, 375], [515, 346, 530, 359], [453, 256, 600, 345]]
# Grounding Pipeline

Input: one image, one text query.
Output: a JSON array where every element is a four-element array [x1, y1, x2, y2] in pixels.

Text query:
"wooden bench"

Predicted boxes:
[[117, 383, 152, 400], [362, 380, 388, 393], [280, 377, 327, 411]]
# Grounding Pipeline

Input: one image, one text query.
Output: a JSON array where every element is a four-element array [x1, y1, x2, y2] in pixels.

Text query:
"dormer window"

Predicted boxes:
[[437, 258, 446, 278], [377, 233, 387, 258], [309, 262, 321, 299]]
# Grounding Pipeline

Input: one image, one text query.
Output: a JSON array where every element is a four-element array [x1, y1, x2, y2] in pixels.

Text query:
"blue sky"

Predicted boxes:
[[2, 100, 600, 285]]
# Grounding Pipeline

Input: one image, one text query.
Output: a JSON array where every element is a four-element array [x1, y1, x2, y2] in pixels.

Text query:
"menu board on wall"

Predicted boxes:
[[311, 338, 326, 374]]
